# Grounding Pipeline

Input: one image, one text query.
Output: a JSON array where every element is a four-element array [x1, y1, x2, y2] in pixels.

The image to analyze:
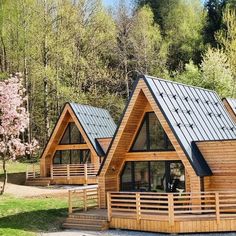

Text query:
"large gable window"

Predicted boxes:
[[60, 122, 85, 144], [131, 112, 174, 151]]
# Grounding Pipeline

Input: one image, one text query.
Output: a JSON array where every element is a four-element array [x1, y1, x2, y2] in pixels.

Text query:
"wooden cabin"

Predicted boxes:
[[26, 102, 116, 185], [223, 98, 236, 123], [65, 75, 236, 234]]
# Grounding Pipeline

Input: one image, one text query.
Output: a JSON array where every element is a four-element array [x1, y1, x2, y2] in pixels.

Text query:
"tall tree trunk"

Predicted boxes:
[[43, 0, 50, 144], [0, 156, 7, 195]]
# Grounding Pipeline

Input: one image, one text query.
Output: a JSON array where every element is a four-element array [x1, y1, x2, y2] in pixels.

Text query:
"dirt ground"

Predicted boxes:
[[1, 182, 69, 198]]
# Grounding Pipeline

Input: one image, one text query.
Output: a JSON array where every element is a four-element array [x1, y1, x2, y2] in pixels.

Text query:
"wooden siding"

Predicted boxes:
[[99, 79, 200, 208], [223, 99, 236, 123], [196, 140, 236, 191], [96, 138, 112, 154], [40, 104, 100, 179]]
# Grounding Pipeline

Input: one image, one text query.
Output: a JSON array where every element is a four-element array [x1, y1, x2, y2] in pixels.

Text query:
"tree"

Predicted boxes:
[[129, 6, 167, 76], [217, 6, 236, 96], [201, 47, 234, 97], [0, 73, 38, 194]]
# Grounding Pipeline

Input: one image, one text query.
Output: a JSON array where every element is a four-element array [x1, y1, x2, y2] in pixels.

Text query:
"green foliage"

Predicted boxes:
[[201, 48, 234, 97], [0, 195, 67, 236]]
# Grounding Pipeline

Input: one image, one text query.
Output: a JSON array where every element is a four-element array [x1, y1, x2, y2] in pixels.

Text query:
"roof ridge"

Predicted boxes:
[[144, 75, 217, 94]]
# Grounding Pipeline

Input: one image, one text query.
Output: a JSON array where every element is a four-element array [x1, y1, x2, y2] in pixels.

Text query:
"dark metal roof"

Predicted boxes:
[[223, 98, 236, 115], [144, 75, 236, 176], [69, 103, 116, 156]]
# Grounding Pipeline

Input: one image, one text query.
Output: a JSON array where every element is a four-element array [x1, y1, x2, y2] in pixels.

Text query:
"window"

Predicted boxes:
[[131, 112, 174, 151], [120, 161, 185, 192], [53, 149, 91, 164], [60, 122, 85, 144]]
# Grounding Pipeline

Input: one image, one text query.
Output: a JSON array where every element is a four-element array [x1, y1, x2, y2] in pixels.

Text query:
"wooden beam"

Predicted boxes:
[[55, 144, 89, 150]]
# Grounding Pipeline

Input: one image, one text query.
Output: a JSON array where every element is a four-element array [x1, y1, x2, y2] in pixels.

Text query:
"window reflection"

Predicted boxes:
[[131, 112, 174, 151], [120, 161, 185, 193]]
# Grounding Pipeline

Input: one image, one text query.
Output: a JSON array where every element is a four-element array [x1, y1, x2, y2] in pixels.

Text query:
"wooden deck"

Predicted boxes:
[[107, 191, 236, 233], [66, 188, 236, 233], [26, 163, 98, 185]]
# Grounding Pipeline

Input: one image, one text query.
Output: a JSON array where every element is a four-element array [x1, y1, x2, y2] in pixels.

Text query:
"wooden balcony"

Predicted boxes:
[[50, 163, 99, 185], [26, 163, 99, 185]]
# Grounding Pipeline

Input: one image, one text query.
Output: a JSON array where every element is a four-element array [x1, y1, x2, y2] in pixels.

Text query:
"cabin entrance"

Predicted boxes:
[[120, 161, 185, 193]]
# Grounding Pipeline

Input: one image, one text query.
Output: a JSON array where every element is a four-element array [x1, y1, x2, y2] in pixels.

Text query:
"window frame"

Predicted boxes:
[[60, 122, 85, 145], [130, 112, 174, 152]]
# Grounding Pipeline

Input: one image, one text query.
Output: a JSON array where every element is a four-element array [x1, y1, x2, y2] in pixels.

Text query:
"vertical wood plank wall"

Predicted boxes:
[[99, 79, 200, 208], [196, 140, 236, 191]]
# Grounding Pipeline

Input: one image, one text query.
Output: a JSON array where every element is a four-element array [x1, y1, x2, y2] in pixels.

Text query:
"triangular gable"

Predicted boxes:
[[40, 103, 100, 175], [99, 76, 217, 180], [223, 98, 236, 123]]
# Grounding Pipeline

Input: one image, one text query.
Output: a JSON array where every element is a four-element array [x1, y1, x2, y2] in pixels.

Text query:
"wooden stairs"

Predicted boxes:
[[62, 212, 109, 231], [25, 177, 51, 186]]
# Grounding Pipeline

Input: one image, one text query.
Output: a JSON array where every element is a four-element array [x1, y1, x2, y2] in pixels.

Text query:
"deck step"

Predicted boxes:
[[63, 214, 109, 231], [25, 178, 51, 186]]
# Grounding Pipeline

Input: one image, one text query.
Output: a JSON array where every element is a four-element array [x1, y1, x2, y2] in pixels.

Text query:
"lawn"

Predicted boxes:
[[0, 195, 68, 236], [0, 161, 39, 174]]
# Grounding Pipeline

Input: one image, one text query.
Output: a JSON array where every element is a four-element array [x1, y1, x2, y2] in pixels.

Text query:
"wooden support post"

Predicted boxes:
[[107, 192, 111, 222], [97, 187, 101, 209], [136, 193, 141, 222], [67, 164, 70, 180], [84, 189, 87, 211], [68, 190, 72, 214], [215, 192, 220, 224], [168, 194, 174, 226], [84, 163, 88, 185], [50, 165, 53, 180], [33, 164, 35, 178]]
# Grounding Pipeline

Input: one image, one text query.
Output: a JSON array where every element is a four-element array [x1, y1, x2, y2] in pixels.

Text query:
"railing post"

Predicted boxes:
[[97, 187, 101, 209], [67, 164, 70, 180], [84, 163, 88, 185], [136, 193, 141, 222], [83, 189, 87, 211], [215, 192, 220, 224], [168, 193, 174, 226], [26, 166, 28, 179], [51, 165, 53, 180], [33, 164, 35, 178], [68, 190, 72, 214], [107, 192, 111, 222]]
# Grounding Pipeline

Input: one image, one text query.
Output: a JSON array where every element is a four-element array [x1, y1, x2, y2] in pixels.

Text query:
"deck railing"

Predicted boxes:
[[26, 164, 40, 179], [107, 191, 236, 225], [51, 163, 98, 181], [68, 185, 100, 213]]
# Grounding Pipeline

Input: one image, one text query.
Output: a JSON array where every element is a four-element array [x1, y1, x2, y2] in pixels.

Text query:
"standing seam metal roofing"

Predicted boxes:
[[144, 75, 236, 176], [224, 98, 236, 115], [69, 103, 117, 157]]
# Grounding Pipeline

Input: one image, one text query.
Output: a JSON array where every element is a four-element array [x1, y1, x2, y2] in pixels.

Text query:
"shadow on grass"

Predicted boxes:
[[0, 208, 68, 233]]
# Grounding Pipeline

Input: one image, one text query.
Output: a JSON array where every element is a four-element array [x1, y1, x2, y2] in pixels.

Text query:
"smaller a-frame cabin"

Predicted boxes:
[[223, 98, 236, 123], [34, 103, 116, 185]]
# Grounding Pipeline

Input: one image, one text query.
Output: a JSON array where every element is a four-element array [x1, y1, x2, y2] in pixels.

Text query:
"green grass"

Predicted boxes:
[[0, 161, 39, 174], [0, 195, 68, 236]]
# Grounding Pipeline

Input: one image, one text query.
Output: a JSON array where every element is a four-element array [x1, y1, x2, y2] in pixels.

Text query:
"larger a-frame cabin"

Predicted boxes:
[[66, 75, 236, 234], [27, 103, 116, 185]]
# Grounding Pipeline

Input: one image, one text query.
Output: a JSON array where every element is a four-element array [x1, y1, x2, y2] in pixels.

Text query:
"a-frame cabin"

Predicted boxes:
[[90, 75, 236, 233], [223, 98, 236, 123], [29, 102, 116, 185]]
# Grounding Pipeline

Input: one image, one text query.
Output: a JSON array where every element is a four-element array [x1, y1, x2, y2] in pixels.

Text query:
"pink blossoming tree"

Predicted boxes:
[[0, 73, 38, 194]]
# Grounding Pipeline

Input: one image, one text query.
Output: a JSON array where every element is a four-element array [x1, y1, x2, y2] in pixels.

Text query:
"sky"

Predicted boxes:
[[103, 0, 133, 8]]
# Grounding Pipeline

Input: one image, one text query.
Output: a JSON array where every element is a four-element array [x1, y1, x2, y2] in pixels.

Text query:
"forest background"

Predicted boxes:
[[0, 0, 236, 152]]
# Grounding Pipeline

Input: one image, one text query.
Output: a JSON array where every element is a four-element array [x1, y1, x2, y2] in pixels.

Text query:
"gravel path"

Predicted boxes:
[[41, 229, 236, 236], [2, 182, 69, 197]]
